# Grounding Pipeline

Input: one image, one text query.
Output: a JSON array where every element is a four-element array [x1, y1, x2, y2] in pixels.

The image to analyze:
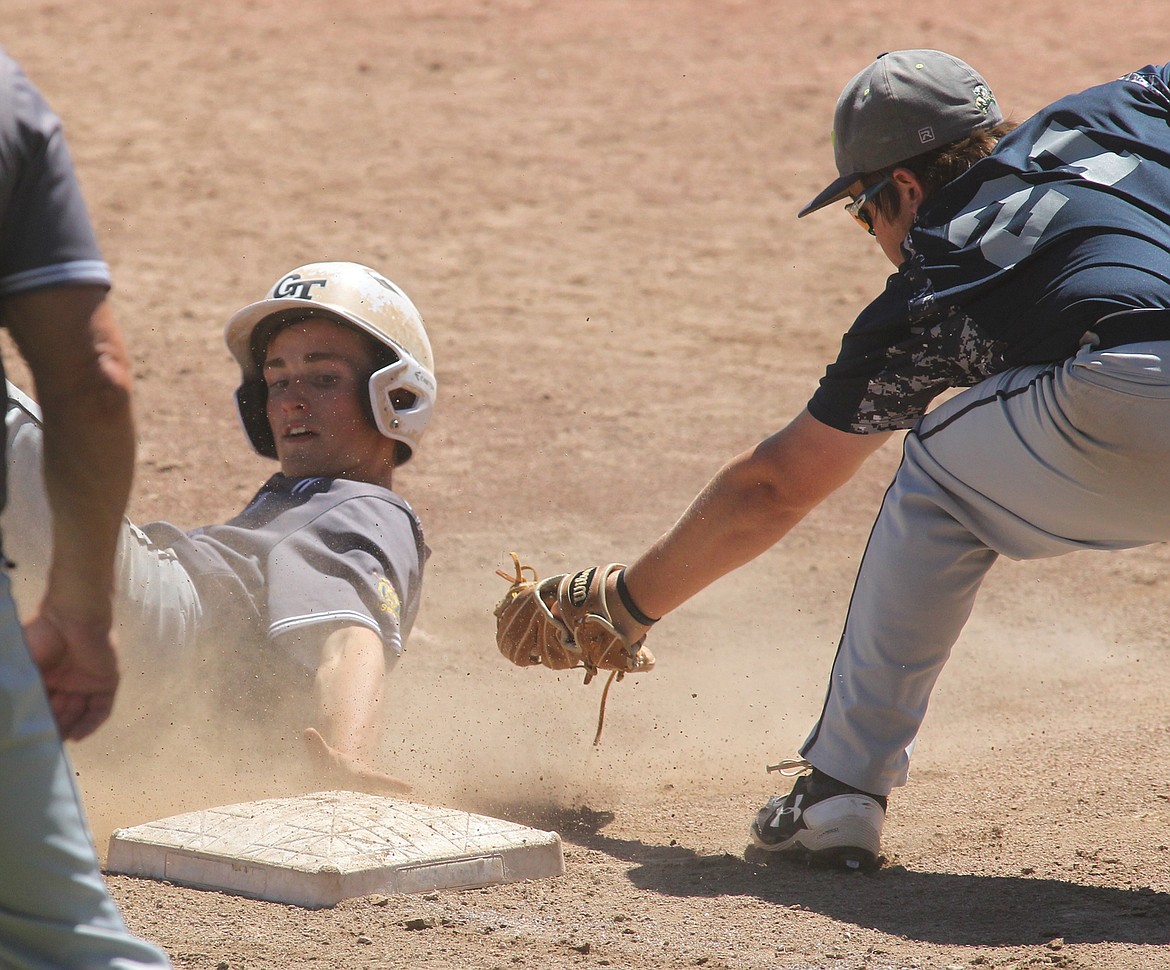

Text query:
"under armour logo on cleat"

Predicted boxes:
[[769, 794, 803, 828]]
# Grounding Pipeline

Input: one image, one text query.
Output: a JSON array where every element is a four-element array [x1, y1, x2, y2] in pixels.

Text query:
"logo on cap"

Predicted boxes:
[[973, 84, 996, 114]]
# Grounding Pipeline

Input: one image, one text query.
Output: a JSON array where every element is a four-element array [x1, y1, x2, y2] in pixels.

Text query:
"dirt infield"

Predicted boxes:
[[7, 2, 1170, 967]]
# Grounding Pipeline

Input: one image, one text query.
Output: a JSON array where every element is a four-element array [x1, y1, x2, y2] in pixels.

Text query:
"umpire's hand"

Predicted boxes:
[[23, 607, 119, 741]]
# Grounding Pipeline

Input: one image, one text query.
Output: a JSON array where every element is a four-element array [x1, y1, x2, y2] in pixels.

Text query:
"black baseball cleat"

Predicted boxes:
[[748, 762, 886, 871]]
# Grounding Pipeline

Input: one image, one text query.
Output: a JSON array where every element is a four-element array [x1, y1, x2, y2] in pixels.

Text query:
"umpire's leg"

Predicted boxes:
[[0, 574, 172, 968]]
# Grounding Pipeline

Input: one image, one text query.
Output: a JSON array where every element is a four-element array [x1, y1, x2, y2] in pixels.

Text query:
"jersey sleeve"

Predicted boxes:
[[0, 50, 110, 294], [807, 281, 978, 433], [263, 496, 424, 662]]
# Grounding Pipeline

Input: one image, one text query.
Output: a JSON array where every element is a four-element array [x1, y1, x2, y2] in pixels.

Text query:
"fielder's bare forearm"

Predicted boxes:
[[622, 409, 891, 624]]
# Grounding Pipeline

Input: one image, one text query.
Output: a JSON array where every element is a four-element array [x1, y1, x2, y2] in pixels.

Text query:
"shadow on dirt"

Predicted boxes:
[[558, 828, 1170, 948], [462, 800, 618, 837]]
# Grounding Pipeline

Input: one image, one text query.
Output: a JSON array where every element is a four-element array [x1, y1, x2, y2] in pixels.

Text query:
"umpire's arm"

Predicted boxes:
[[1, 284, 135, 739]]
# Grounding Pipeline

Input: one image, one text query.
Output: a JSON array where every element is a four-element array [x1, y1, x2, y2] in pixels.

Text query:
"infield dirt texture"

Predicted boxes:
[[8, 2, 1170, 968]]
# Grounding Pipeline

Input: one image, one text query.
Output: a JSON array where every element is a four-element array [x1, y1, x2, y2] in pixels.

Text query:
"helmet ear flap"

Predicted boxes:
[[367, 353, 436, 464], [235, 379, 276, 458]]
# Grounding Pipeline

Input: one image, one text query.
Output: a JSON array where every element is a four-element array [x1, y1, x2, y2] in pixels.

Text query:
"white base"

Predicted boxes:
[[105, 790, 564, 908]]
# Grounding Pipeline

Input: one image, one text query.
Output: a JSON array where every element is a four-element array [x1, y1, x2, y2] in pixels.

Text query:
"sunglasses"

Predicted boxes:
[[844, 176, 891, 235]]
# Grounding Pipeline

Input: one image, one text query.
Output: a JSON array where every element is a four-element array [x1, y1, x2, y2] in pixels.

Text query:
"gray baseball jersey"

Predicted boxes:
[[142, 473, 428, 662]]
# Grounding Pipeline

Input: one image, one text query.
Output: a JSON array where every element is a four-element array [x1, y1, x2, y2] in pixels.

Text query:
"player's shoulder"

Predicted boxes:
[[280, 474, 421, 527], [306, 474, 411, 507]]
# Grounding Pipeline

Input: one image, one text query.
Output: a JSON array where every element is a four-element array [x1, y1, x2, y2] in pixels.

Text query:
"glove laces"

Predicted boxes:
[[766, 758, 813, 776]]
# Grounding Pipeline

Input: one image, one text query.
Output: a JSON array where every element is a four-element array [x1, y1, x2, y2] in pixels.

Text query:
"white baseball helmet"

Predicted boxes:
[[224, 261, 436, 464]]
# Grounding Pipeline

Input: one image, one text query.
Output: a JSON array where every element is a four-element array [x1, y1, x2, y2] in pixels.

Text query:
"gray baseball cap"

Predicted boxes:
[[799, 50, 1002, 218]]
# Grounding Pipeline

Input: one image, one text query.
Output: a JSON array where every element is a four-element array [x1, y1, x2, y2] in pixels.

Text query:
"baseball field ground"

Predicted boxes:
[[8, 1, 1170, 967]]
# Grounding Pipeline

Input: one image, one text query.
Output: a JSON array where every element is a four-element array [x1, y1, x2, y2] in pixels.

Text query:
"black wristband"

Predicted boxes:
[[615, 567, 660, 626]]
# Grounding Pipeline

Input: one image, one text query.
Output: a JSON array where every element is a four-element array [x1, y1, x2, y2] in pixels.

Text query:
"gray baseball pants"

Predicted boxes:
[[1, 383, 177, 965], [3, 381, 201, 657], [801, 341, 1170, 796], [0, 575, 173, 969]]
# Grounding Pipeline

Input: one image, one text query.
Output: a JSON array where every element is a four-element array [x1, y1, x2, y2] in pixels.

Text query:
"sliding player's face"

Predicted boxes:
[[264, 317, 396, 482]]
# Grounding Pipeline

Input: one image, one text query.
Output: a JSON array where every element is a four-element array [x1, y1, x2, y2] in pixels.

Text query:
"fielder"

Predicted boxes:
[[495, 50, 1170, 869], [0, 46, 172, 969], [5, 260, 436, 795]]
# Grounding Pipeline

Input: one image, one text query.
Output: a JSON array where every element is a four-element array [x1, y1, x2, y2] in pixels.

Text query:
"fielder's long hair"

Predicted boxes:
[[865, 120, 1019, 221]]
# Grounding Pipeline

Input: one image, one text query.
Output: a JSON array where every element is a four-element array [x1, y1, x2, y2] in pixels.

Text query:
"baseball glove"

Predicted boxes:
[[494, 553, 655, 743]]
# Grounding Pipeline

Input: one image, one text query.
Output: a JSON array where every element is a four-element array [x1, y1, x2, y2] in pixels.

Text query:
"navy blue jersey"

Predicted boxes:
[[144, 474, 428, 663], [810, 62, 1170, 433]]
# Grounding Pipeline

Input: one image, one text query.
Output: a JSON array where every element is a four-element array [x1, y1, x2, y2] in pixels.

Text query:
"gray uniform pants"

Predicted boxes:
[[802, 342, 1170, 796], [0, 573, 172, 968], [1, 385, 176, 965], [4, 382, 201, 657]]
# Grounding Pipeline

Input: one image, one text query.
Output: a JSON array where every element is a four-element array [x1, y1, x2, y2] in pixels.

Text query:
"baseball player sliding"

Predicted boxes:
[[496, 50, 1170, 870], [5, 261, 436, 796]]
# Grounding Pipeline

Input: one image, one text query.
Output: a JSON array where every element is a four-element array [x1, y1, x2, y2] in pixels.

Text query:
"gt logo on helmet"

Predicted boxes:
[[272, 274, 327, 300]]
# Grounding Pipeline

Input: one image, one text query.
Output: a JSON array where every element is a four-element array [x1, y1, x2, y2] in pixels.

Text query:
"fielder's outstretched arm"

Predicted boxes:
[[613, 408, 891, 635]]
